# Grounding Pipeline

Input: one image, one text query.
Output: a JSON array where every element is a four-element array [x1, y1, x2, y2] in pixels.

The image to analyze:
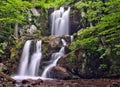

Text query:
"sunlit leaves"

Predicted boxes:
[[71, 0, 120, 59]]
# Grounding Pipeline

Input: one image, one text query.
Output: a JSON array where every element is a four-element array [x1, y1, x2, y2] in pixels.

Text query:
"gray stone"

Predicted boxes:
[[27, 25, 37, 34], [31, 8, 40, 17]]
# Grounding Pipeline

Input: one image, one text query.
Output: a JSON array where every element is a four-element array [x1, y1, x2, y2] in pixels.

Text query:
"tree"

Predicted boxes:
[[0, 0, 32, 38]]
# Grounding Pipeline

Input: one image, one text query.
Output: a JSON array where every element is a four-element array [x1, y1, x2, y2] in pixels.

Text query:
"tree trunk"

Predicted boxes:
[[14, 23, 19, 38]]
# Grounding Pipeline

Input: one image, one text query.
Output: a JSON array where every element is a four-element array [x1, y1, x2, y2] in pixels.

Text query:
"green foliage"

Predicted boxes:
[[32, 0, 69, 8], [69, 52, 75, 62], [75, 0, 105, 22], [0, 0, 32, 24], [71, 0, 120, 57], [0, 0, 33, 56], [70, 0, 120, 77], [0, 42, 6, 54], [70, 27, 98, 53], [99, 64, 107, 70], [0, 0, 31, 42]]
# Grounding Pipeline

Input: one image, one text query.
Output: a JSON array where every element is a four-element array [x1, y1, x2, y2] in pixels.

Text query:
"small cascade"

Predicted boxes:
[[41, 39, 66, 78], [41, 47, 65, 78], [61, 39, 67, 46], [28, 40, 42, 76], [70, 35, 74, 42], [12, 40, 43, 80], [18, 40, 32, 75], [51, 7, 70, 35]]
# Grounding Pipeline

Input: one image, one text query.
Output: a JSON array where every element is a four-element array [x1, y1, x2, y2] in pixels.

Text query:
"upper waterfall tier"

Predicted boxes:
[[51, 7, 70, 36]]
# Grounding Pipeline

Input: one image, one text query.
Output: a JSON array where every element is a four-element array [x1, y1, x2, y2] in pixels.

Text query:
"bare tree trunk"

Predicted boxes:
[[14, 23, 19, 38]]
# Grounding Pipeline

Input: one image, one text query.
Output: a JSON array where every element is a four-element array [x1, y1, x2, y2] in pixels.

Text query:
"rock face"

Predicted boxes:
[[57, 45, 120, 79], [57, 47, 104, 79], [70, 8, 81, 35]]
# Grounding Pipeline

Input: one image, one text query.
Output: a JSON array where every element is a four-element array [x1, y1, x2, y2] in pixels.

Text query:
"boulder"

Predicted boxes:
[[27, 25, 37, 34], [57, 48, 86, 77], [47, 66, 72, 80]]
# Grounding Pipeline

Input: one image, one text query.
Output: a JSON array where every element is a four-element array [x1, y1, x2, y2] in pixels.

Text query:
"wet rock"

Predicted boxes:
[[36, 79, 44, 84], [48, 66, 72, 80], [22, 80, 29, 84]]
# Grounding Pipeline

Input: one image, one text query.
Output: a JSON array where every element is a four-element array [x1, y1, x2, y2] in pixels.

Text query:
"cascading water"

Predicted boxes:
[[12, 40, 43, 80], [70, 35, 74, 42], [41, 39, 66, 78], [61, 39, 67, 46], [18, 40, 32, 75], [28, 40, 42, 76], [12, 6, 71, 80], [51, 7, 70, 35], [41, 47, 65, 78]]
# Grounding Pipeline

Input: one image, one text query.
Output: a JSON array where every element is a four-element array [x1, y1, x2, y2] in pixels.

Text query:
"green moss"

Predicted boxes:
[[69, 52, 76, 63]]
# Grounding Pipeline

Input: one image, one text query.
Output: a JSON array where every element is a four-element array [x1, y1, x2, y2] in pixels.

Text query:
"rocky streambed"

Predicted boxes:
[[0, 76, 120, 87]]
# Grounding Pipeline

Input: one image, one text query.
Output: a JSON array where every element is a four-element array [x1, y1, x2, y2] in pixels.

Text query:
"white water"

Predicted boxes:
[[41, 47, 65, 78], [61, 39, 67, 46], [18, 40, 32, 75], [51, 7, 70, 35], [70, 35, 74, 42], [12, 40, 43, 80], [28, 40, 42, 76]]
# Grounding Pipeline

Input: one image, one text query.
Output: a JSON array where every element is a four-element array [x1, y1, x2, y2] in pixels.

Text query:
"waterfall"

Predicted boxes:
[[12, 40, 43, 80], [19, 40, 42, 76], [41, 39, 66, 78], [28, 40, 42, 76], [51, 7, 70, 35], [18, 40, 32, 75]]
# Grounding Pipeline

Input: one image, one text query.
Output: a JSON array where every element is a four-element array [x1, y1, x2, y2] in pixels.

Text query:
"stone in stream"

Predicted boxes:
[[48, 66, 72, 80], [22, 80, 29, 84], [36, 79, 44, 84], [107, 82, 119, 87]]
